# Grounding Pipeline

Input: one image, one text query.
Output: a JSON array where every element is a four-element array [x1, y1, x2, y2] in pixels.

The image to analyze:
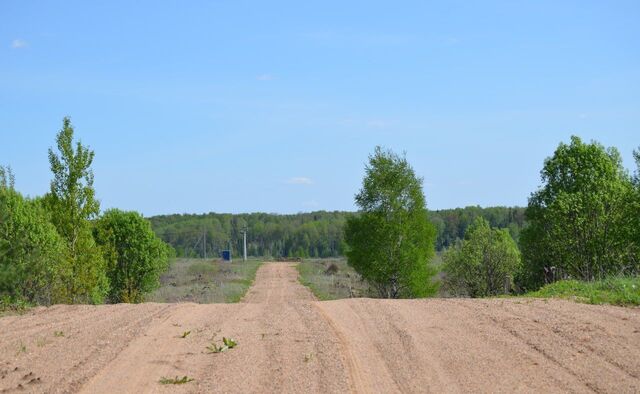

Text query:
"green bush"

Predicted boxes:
[[0, 185, 68, 305], [443, 217, 521, 297], [94, 209, 172, 303]]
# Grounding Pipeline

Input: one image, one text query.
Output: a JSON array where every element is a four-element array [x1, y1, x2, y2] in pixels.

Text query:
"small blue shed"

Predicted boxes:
[[221, 250, 232, 262]]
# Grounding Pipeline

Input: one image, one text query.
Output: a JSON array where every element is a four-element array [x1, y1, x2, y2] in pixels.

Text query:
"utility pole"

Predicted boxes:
[[203, 228, 207, 260], [241, 229, 247, 262]]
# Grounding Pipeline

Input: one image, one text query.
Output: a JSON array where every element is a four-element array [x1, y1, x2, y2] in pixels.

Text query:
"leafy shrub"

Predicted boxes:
[[94, 209, 172, 303], [0, 184, 67, 305], [443, 217, 521, 297]]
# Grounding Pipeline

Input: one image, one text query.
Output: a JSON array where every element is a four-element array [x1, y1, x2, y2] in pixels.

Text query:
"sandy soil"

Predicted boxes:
[[1, 262, 639, 393]]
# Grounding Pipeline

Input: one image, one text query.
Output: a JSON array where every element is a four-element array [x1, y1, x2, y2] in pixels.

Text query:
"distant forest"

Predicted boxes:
[[148, 206, 526, 259]]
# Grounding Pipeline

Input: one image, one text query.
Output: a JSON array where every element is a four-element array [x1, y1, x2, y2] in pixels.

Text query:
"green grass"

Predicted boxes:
[[296, 258, 370, 300], [296, 255, 444, 300], [147, 258, 263, 303], [526, 277, 640, 307], [159, 376, 194, 385], [0, 296, 31, 317]]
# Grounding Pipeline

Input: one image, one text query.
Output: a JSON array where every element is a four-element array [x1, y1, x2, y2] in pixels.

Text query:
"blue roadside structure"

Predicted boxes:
[[222, 250, 232, 262]]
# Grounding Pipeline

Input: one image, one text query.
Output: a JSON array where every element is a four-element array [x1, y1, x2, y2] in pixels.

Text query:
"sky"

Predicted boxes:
[[1, 1, 639, 216]]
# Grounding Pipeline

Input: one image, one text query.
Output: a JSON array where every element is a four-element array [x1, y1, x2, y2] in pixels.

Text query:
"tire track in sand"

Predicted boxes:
[[2, 263, 640, 393]]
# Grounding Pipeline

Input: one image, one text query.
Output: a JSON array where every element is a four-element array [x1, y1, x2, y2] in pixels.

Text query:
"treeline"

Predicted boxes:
[[0, 118, 172, 307], [149, 211, 349, 259], [148, 206, 526, 258], [430, 206, 525, 249]]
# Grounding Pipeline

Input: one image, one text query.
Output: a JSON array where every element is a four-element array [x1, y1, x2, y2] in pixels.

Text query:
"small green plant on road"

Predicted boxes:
[[159, 376, 194, 385], [180, 330, 191, 338], [207, 337, 237, 353]]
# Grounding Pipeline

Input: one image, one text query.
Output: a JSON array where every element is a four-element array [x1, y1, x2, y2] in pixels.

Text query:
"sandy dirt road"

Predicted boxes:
[[1, 262, 639, 393]]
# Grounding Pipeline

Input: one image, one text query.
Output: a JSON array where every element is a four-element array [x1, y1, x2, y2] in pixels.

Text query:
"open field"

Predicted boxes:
[[296, 258, 371, 300], [298, 255, 443, 300], [1, 262, 639, 393], [147, 258, 262, 303]]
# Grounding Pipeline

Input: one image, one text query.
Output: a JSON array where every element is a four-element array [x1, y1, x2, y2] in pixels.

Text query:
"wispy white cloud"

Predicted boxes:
[[11, 39, 28, 49], [256, 73, 274, 81], [285, 177, 313, 185]]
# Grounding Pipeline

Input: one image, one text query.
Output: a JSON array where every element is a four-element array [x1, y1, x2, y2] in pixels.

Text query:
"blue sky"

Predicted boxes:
[[1, 1, 639, 216]]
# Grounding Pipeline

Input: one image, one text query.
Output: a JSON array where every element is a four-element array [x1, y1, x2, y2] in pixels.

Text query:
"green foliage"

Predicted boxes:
[[180, 330, 191, 338], [1, 118, 179, 307], [0, 295, 31, 316], [443, 217, 521, 297], [207, 337, 237, 353], [150, 211, 350, 258], [633, 147, 640, 186], [0, 182, 67, 305], [0, 166, 15, 189], [527, 277, 640, 306], [159, 376, 194, 385], [44, 117, 108, 303], [94, 209, 171, 303], [149, 207, 525, 260], [345, 147, 438, 298], [430, 206, 526, 250], [520, 136, 638, 290], [223, 337, 237, 348]]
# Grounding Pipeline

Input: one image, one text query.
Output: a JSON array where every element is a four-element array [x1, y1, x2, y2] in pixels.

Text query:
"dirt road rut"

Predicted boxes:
[[1, 262, 639, 393]]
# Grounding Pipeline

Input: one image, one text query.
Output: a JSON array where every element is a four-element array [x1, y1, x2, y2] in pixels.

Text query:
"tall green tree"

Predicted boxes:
[[520, 136, 638, 290], [0, 168, 67, 304], [94, 209, 171, 303], [45, 117, 108, 303], [443, 217, 521, 297], [344, 147, 438, 298]]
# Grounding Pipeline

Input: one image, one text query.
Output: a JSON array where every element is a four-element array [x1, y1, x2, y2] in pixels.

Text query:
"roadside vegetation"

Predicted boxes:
[[3, 119, 640, 309], [442, 217, 521, 297], [149, 207, 525, 260], [0, 117, 172, 309], [520, 137, 640, 291], [526, 277, 640, 306], [147, 258, 262, 303], [345, 147, 439, 298], [343, 140, 640, 304], [296, 258, 370, 300]]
